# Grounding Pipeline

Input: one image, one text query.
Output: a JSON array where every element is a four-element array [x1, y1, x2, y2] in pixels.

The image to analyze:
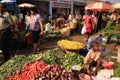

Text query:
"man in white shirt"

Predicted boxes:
[[0, 3, 14, 61]]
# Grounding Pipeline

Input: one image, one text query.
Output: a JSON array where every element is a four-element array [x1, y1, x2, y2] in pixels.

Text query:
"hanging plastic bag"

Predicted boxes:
[[81, 26, 86, 34]]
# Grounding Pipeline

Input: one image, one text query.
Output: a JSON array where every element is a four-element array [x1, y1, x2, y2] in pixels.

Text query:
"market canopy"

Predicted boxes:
[[85, 2, 114, 11], [112, 3, 120, 9], [18, 3, 35, 8]]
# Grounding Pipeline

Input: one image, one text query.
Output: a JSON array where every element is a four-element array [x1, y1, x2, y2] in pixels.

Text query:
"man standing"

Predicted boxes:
[[0, 3, 14, 61]]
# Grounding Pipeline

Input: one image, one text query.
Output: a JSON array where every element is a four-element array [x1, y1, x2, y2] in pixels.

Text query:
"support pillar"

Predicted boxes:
[[49, 1, 53, 18], [70, 0, 73, 14]]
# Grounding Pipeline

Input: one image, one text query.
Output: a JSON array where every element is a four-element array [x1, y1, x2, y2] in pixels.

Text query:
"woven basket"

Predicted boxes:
[[60, 28, 70, 37], [58, 46, 79, 54]]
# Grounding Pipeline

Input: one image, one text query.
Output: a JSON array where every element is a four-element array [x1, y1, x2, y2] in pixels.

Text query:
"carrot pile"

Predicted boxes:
[[7, 59, 48, 80]]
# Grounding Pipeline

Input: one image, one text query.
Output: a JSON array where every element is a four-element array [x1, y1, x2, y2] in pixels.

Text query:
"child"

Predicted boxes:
[[84, 41, 102, 76], [87, 34, 98, 51]]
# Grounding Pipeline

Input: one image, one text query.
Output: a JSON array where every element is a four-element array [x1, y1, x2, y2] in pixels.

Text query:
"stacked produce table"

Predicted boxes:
[[0, 48, 84, 80]]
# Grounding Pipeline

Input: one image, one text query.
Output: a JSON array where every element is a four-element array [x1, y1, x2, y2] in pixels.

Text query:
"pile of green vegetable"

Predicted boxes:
[[28, 48, 84, 69], [101, 20, 113, 32], [0, 48, 84, 80], [100, 21, 120, 43], [0, 55, 28, 80], [114, 64, 120, 77], [61, 53, 84, 69], [102, 21, 120, 35]]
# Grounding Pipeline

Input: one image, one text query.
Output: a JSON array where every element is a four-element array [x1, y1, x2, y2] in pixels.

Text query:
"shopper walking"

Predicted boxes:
[[29, 7, 44, 53], [84, 10, 95, 41], [10, 10, 19, 32], [0, 3, 14, 61], [25, 11, 31, 31]]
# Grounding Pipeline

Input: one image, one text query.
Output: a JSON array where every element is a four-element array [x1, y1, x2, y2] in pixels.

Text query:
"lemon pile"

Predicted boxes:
[[57, 40, 84, 50]]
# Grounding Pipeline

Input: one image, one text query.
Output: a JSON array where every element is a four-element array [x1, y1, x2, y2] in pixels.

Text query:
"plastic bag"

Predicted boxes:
[[81, 26, 86, 34], [26, 33, 33, 46]]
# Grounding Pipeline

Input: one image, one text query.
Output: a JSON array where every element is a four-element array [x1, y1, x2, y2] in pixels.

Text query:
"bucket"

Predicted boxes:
[[117, 46, 120, 63]]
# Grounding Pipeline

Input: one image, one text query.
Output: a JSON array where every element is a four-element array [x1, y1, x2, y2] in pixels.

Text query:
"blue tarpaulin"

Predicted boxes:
[[0, 0, 16, 5]]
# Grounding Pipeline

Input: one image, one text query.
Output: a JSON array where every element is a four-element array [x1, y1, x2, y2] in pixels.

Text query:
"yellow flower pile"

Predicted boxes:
[[57, 40, 84, 50]]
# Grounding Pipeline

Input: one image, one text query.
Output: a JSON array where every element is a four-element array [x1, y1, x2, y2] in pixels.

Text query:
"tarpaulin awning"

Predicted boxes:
[[85, 2, 114, 11], [18, 3, 35, 8]]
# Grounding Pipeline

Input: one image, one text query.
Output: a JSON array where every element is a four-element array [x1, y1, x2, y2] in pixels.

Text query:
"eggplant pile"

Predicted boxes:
[[37, 65, 75, 80]]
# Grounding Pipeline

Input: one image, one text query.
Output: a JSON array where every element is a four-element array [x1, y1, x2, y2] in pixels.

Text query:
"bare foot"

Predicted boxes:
[[86, 68, 91, 75], [93, 71, 97, 76]]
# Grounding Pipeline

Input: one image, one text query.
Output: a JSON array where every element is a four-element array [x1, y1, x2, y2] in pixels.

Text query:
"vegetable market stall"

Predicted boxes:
[[0, 48, 84, 80], [0, 48, 120, 80]]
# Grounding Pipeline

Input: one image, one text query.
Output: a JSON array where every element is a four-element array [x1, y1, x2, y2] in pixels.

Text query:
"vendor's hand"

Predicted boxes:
[[40, 31, 44, 35]]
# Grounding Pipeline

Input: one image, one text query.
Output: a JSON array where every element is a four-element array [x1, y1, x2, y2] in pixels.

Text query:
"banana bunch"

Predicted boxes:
[[57, 40, 84, 50]]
